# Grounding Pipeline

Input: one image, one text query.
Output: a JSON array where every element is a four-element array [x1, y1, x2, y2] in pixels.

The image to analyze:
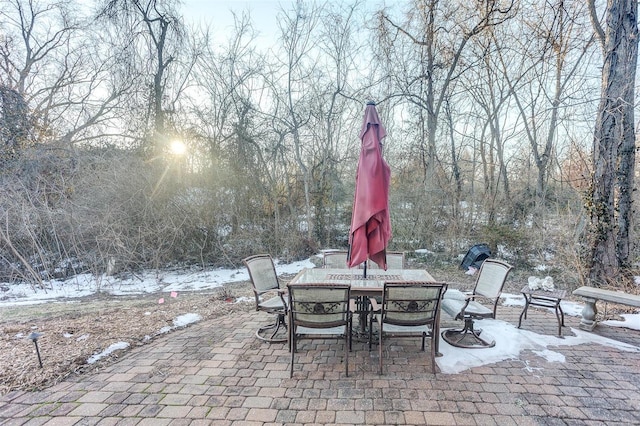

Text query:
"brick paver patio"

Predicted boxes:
[[1, 304, 639, 425]]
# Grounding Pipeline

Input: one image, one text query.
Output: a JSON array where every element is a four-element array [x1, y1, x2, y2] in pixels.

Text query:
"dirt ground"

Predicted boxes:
[[0, 281, 257, 395]]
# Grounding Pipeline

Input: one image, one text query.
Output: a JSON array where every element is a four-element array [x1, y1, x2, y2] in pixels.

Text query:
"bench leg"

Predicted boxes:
[[579, 298, 598, 331]]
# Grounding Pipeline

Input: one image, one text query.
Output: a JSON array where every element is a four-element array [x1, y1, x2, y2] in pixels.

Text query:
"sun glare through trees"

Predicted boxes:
[[170, 140, 186, 156]]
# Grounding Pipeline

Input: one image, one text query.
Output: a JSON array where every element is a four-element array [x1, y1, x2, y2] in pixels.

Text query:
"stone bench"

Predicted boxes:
[[573, 286, 640, 331]]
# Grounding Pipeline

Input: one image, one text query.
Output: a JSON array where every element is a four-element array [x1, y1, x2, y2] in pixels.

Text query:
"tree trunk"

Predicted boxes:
[[588, 0, 638, 286]]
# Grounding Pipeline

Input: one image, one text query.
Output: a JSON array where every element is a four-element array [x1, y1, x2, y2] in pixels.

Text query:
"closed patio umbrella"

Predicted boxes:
[[347, 101, 391, 273]]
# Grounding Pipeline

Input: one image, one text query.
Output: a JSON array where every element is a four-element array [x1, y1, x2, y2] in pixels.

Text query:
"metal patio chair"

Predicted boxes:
[[243, 254, 288, 343], [369, 281, 448, 374], [322, 251, 349, 268], [287, 283, 353, 377], [441, 259, 513, 348], [366, 251, 405, 270]]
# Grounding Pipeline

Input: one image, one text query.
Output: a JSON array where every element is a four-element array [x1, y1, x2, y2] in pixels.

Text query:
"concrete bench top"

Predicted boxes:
[[573, 286, 640, 308]]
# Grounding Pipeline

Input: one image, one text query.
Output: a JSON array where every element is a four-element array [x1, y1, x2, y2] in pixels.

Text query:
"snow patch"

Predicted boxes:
[[173, 313, 201, 327], [87, 341, 130, 364], [437, 319, 640, 375], [602, 314, 640, 330]]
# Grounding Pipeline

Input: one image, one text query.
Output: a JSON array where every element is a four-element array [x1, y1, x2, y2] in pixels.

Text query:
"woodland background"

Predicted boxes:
[[0, 0, 636, 291]]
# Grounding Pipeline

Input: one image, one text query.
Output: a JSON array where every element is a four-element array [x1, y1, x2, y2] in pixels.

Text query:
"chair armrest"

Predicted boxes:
[[443, 289, 471, 301], [277, 289, 288, 310], [369, 297, 381, 312], [456, 298, 472, 321]]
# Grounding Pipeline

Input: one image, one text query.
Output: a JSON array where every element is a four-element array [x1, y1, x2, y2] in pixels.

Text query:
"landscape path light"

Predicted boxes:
[[28, 332, 43, 368]]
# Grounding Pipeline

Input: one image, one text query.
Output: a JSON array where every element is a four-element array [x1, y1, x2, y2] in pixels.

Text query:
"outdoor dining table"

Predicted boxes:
[[289, 267, 441, 352], [289, 267, 436, 296]]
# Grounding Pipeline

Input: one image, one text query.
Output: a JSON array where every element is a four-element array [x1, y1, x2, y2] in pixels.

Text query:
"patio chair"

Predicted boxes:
[[287, 283, 353, 377], [366, 251, 405, 305], [441, 259, 513, 348], [322, 251, 349, 268], [369, 281, 447, 374], [243, 254, 288, 343], [367, 251, 405, 270]]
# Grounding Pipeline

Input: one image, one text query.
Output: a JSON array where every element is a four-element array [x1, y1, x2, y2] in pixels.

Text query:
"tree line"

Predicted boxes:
[[0, 0, 636, 290]]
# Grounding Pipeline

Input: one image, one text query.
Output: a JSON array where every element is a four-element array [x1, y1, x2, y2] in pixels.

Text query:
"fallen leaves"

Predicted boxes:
[[0, 283, 254, 395]]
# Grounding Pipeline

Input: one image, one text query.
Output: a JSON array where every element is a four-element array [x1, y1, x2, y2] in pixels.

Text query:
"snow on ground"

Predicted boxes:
[[157, 313, 203, 335], [87, 342, 130, 365], [437, 291, 640, 373], [436, 318, 640, 374], [2, 254, 640, 373], [602, 314, 640, 330], [0, 258, 316, 305]]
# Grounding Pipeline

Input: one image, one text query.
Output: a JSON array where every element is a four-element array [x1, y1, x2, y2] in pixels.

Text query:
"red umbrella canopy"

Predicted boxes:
[[347, 102, 392, 269]]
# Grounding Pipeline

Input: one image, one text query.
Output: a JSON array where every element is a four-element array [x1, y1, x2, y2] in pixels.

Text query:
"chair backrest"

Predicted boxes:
[[288, 283, 351, 328], [381, 281, 448, 326], [386, 252, 405, 269], [243, 254, 280, 296], [473, 259, 513, 316], [322, 251, 349, 268], [367, 251, 405, 270]]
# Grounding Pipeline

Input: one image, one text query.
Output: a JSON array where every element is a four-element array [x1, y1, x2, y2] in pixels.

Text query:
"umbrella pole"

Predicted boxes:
[[363, 261, 367, 278]]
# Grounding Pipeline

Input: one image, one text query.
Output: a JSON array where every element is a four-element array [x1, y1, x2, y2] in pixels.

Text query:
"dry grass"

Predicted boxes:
[[0, 282, 256, 395]]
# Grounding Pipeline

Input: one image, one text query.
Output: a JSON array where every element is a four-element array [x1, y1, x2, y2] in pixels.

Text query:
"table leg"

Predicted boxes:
[[554, 304, 562, 336], [518, 293, 530, 328], [554, 301, 566, 336], [358, 296, 367, 332], [352, 296, 371, 343]]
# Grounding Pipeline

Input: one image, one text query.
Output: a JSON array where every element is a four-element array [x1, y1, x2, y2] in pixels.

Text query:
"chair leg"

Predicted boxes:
[[290, 333, 295, 378], [430, 334, 437, 373], [441, 317, 495, 348], [368, 311, 374, 351], [434, 320, 442, 357], [345, 332, 349, 377], [287, 312, 293, 352], [378, 328, 383, 375]]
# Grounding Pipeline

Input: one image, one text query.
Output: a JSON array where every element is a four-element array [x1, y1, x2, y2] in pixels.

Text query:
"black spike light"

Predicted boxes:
[[28, 332, 43, 368]]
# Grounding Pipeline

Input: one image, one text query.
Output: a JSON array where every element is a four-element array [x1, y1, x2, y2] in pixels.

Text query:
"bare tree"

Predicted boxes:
[[586, 0, 638, 285], [494, 0, 594, 215], [97, 0, 187, 153], [375, 0, 514, 187], [268, 0, 322, 242], [189, 12, 287, 253], [462, 35, 518, 223], [308, 1, 364, 246], [0, 0, 129, 148]]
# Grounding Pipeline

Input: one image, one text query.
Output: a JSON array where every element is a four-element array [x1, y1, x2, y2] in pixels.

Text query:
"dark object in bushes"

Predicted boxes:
[[460, 244, 491, 271]]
